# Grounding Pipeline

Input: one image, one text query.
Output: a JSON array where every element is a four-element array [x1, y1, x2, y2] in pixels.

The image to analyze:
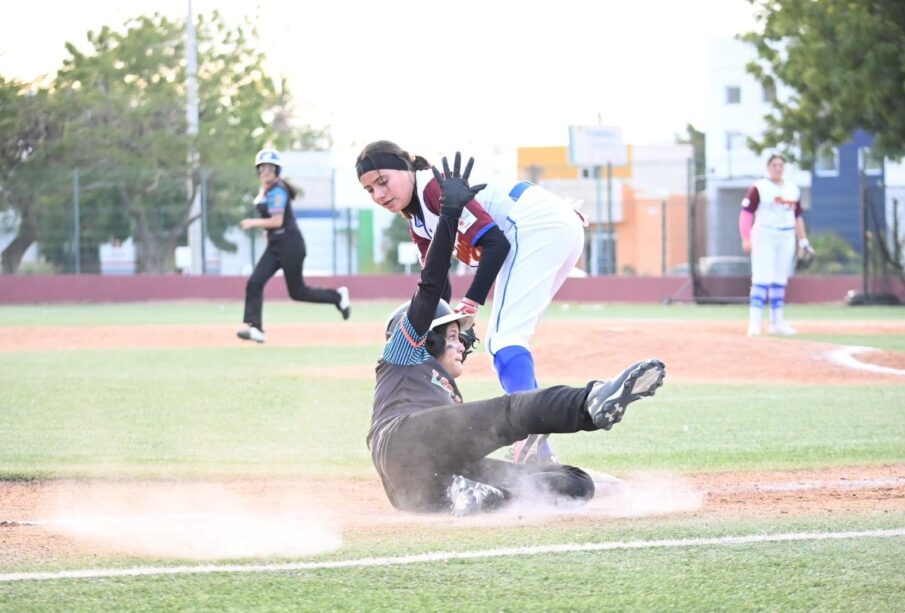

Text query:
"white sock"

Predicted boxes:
[[749, 305, 763, 330]]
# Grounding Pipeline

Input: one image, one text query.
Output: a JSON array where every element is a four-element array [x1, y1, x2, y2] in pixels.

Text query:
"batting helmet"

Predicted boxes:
[[254, 148, 282, 174], [384, 300, 477, 360]]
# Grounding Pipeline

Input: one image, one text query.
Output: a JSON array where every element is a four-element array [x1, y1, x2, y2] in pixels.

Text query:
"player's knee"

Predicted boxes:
[[563, 465, 596, 502], [246, 278, 265, 294]]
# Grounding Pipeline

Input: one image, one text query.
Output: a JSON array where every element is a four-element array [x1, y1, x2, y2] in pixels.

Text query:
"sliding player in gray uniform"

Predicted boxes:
[[368, 152, 666, 516], [357, 139, 587, 465]]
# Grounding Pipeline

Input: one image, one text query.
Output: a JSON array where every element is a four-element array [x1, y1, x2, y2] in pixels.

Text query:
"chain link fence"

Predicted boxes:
[[2, 159, 903, 297], [0, 166, 359, 276]]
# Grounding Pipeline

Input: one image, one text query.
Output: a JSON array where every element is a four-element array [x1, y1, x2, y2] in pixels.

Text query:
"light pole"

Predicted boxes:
[[185, 0, 204, 274]]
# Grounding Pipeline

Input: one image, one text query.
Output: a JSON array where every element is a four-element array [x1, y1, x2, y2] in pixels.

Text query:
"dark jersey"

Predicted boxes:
[[368, 315, 462, 449], [254, 179, 300, 238]]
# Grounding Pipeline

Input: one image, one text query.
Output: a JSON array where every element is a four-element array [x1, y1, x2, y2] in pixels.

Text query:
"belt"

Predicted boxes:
[[508, 181, 535, 201]]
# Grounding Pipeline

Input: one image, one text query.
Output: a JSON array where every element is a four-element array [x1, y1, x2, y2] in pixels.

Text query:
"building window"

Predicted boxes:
[[762, 82, 776, 103], [859, 147, 883, 176], [814, 145, 839, 177], [726, 86, 741, 104]]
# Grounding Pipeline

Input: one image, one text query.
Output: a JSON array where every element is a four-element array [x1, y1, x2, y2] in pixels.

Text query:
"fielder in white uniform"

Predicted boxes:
[[739, 154, 813, 336], [357, 141, 586, 463]]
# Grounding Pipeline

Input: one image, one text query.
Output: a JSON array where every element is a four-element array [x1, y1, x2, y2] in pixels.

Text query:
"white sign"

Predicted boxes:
[[175, 246, 192, 272], [397, 242, 420, 266], [568, 126, 627, 167], [98, 238, 136, 275]]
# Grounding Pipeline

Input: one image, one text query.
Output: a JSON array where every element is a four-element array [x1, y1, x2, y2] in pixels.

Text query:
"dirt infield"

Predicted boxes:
[[2, 317, 904, 563], [3, 318, 905, 384], [2, 465, 904, 564]]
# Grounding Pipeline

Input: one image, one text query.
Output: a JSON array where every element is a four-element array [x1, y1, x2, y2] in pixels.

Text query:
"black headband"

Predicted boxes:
[[356, 152, 410, 178]]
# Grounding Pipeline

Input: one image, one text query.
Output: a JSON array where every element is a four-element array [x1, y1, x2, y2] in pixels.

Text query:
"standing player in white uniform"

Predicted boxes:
[[357, 140, 586, 463], [739, 154, 814, 336]]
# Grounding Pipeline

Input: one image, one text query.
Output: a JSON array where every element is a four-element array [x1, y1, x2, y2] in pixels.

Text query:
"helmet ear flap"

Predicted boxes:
[[425, 330, 446, 359]]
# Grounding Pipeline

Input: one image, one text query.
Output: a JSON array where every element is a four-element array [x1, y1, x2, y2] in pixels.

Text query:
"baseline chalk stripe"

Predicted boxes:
[[2, 527, 904, 583], [827, 346, 905, 376]]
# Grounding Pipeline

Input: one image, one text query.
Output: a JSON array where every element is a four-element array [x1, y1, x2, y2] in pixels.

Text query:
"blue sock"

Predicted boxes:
[[769, 283, 786, 326], [492, 345, 538, 394]]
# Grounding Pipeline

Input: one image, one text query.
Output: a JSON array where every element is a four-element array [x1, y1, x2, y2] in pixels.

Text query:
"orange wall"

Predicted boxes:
[[517, 146, 634, 180], [517, 145, 687, 275], [618, 192, 688, 276]]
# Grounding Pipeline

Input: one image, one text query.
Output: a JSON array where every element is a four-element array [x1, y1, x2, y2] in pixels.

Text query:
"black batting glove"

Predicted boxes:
[[431, 152, 487, 218]]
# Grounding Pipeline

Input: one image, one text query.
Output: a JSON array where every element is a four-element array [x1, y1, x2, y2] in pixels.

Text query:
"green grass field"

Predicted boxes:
[[1, 301, 904, 611]]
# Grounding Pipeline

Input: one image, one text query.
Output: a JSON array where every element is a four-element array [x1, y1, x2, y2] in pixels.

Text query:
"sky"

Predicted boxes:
[[1, 0, 761, 159]]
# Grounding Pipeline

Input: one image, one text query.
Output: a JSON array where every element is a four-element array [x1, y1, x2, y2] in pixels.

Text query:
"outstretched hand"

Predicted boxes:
[[431, 152, 487, 216]]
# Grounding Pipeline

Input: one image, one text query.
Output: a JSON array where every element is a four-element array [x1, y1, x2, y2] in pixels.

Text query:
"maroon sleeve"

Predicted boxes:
[[422, 179, 442, 215], [459, 200, 496, 247], [794, 200, 803, 217], [423, 176, 496, 265], [742, 185, 760, 213]]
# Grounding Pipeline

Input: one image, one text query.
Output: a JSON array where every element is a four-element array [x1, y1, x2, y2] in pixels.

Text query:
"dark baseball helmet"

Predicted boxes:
[[384, 300, 477, 359]]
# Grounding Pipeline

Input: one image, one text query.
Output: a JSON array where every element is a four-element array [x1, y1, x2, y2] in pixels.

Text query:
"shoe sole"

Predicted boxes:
[[592, 359, 665, 429]]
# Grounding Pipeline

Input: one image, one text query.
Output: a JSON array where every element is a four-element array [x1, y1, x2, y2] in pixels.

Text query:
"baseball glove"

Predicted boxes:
[[796, 245, 816, 271]]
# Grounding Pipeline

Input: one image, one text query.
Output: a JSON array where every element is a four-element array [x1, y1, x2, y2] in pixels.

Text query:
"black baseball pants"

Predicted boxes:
[[371, 383, 599, 513], [243, 233, 340, 331]]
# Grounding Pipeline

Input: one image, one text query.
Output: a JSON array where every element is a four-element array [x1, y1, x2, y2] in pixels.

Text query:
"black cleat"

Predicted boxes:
[[586, 359, 665, 430]]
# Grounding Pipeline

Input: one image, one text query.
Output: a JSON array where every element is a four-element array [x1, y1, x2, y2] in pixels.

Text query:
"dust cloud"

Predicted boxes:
[[583, 471, 703, 518], [37, 481, 342, 560]]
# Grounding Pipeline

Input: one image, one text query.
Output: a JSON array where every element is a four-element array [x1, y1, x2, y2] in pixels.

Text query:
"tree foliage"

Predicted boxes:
[[742, 0, 905, 165], [0, 78, 60, 272], [1, 11, 328, 273]]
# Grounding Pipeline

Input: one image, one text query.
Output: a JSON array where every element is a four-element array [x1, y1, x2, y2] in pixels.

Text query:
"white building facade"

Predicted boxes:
[[704, 38, 811, 259]]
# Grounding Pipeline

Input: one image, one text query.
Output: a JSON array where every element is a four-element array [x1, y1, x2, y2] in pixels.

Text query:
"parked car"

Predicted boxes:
[[698, 256, 751, 277]]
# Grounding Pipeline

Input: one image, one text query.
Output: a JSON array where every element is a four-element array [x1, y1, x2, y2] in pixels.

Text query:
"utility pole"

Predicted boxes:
[[185, 0, 204, 274], [606, 161, 613, 274]]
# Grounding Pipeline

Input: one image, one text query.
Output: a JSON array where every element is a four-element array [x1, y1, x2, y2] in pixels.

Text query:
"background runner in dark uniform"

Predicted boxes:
[[238, 148, 351, 343], [366, 152, 667, 516]]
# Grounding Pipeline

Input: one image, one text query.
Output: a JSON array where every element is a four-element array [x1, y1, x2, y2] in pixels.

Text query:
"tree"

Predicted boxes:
[[675, 123, 705, 191], [742, 0, 905, 165], [382, 213, 417, 273], [35, 11, 325, 273], [0, 78, 60, 273]]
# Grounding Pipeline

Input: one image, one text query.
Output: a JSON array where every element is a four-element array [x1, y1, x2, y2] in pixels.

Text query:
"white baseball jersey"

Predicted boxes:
[[409, 170, 586, 355], [742, 178, 801, 230]]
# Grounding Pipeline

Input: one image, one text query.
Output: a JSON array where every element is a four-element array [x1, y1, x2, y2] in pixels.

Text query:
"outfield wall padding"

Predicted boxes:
[[0, 274, 894, 305]]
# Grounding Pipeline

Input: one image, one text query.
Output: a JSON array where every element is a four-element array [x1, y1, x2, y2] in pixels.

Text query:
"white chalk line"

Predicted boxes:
[[827, 345, 905, 376], [1, 527, 903, 583]]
